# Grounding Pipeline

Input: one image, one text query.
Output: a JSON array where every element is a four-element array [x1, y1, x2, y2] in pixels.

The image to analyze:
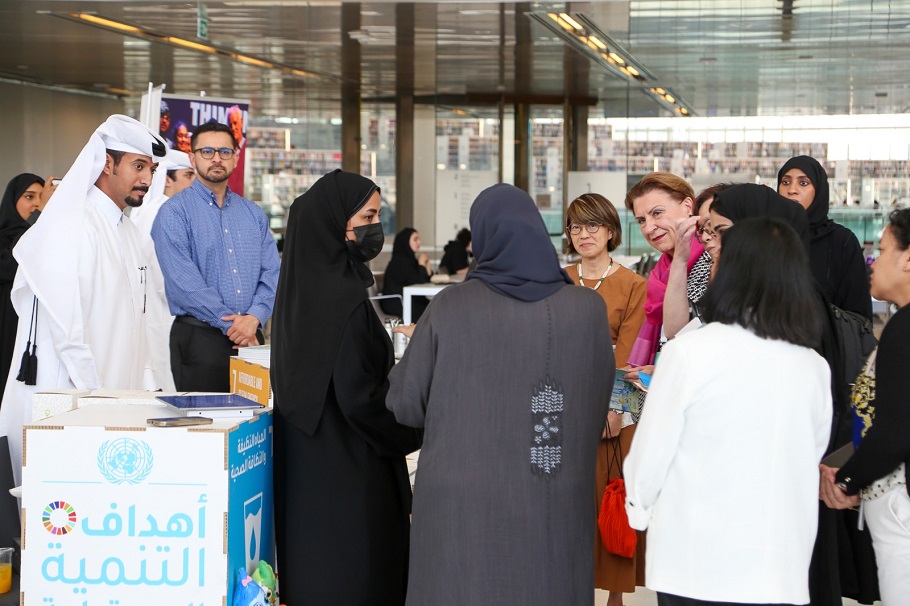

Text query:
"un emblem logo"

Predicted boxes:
[[97, 438, 153, 485]]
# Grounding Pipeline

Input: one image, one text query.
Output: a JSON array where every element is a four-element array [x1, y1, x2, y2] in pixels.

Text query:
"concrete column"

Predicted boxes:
[[341, 3, 362, 173], [395, 3, 415, 230], [571, 105, 589, 172], [563, 12, 590, 208], [514, 102, 530, 193], [413, 106, 437, 245], [513, 3, 532, 193]]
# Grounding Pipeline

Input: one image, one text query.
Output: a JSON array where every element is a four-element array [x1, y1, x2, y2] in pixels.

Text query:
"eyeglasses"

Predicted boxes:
[[696, 223, 729, 244], [568, 221, 603, 235], [193, 147, 236, 160]]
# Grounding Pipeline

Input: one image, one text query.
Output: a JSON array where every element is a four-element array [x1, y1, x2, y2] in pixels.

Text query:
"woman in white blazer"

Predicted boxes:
[[624, 217, 832, 606]]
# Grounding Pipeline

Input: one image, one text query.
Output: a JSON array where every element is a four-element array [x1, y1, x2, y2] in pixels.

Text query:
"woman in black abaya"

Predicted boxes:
[[777, 157, 881, 606], [778, 155, 872, 320], [0, 174, 44, 411], [380, 227, 433, 321], [270, 169, 421, 605]]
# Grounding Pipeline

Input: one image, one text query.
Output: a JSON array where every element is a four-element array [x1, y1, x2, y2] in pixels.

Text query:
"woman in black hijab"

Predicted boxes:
[[778, 156, 872, 319], [710, 183, 810, 248], [711, 186, 844, 441], [710, 183, 879, 606], [270, 169, 421, 605], [0, 174, 44, 411], [381, 227, 433, 321]]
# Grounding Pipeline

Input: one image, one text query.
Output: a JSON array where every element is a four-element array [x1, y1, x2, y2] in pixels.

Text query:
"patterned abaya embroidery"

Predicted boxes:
[[852, 347, 877, 438], [851, 346, 906, 500], [531, 378, 564, 475]]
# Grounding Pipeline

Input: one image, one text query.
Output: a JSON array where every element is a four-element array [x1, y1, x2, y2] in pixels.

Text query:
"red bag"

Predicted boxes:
[[597, 422, 637, 558], [598, 477, 637, 557]]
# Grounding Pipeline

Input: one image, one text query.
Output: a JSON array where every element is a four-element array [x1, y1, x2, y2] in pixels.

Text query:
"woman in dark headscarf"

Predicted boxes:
[[778, 156, 872, 319], [387, 184, 614, 605], [439, 227, 472, 275], [709, 183, 810, 248], [710, 183, 879, 606], [380, 227, 433, 321], [0, 174, 44, 411], [710, 185, 842, 434], [270, 169, 421, 605]]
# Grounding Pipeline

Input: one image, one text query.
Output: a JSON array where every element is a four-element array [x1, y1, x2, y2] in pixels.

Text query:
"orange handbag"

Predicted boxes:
[[597, 420, 637, 558]]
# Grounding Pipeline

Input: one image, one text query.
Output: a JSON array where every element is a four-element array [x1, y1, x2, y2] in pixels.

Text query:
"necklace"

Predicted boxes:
[[577, 259, 613, 291]]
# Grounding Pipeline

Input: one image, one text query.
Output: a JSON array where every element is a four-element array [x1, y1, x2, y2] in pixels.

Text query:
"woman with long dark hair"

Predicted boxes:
[[624, 218, 832, 606], [270, 169, 421, 605], [709, 184, 878, 605]]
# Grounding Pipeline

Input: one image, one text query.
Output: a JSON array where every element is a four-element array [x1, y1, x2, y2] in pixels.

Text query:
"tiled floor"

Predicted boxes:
[[595, 588, 879, 605], [595, 587, 657, 605]]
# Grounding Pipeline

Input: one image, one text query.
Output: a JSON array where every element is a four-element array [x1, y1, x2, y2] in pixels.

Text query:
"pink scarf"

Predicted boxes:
[[627, 240, 705, 366]]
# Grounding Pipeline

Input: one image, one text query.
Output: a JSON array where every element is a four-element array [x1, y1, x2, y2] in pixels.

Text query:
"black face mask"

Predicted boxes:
[[25, 210, 40, 226], [346, 222, 384, 262]]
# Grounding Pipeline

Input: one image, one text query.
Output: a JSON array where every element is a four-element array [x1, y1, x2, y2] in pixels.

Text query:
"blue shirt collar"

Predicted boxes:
[[189, 178, 235, 206]]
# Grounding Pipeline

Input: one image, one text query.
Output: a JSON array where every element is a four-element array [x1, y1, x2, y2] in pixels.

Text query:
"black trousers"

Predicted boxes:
[[170, 316, 261, 392], [658, 593, 803, 606], [0, 437, 20, 552]]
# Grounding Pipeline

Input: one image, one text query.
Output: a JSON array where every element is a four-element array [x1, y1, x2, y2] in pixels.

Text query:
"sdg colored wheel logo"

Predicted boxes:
[[43, 501, 77, 535]]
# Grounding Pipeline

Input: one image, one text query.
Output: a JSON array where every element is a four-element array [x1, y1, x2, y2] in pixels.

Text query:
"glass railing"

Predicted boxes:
[[829, 208, 888, 246]]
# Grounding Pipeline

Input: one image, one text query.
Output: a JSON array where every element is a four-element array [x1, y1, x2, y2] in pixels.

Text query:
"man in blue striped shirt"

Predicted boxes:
[[151, 121, 280, 392]]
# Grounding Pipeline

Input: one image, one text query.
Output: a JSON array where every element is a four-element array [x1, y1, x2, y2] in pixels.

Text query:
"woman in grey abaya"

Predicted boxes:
[[387, 183, 614, 606]]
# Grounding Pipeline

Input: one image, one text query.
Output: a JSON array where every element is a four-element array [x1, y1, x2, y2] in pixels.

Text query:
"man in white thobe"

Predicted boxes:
[[0, 114, 166, 485], [129, 148, 195, 391]]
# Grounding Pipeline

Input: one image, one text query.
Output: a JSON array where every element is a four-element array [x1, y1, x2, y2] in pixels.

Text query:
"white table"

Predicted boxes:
[[613, 254, 643, 269], [402, 283, 449, 325]]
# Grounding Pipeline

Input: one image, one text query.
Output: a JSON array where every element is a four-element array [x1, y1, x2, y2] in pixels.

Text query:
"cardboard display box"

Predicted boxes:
[[20, 404, 273, 604], [32, 390, 184, 424], [30, 390, 91, 423]]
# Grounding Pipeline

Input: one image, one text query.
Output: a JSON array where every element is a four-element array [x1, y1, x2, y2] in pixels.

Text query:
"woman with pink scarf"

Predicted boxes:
[[623, 173, 713, 373]]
